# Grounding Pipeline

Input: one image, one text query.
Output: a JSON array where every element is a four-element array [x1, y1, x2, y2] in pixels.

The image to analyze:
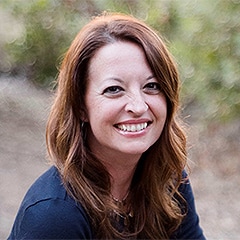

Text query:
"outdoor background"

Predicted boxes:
[[0, 0, 239, 239]]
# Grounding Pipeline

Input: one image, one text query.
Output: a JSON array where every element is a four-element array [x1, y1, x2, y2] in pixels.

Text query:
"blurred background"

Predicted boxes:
[[0, 0, 239, 239]]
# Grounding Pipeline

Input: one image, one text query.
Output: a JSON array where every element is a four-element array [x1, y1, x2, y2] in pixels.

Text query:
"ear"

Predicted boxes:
[[80, 108, 89, 122]]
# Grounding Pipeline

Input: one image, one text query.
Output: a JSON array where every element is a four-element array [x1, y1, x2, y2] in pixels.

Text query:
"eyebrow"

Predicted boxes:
[[105, 75, 155, 83], [104, 78, 124, 83], [146, 75, 155, 80]]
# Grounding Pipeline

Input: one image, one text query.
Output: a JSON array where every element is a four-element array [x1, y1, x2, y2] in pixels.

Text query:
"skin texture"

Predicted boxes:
[[85, 41, 167, 199]]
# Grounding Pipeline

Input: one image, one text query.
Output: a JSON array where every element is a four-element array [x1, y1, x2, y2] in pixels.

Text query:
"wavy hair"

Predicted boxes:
[[46, 12, 187, 239]]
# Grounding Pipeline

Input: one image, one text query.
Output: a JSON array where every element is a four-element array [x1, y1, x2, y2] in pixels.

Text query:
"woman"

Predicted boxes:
[[9, 13, 205, 239]]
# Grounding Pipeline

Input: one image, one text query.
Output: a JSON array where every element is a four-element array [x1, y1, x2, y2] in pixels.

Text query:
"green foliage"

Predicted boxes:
[[170, 0, 240, 121], [1, 0, 92, 86], [1, 0, 239, 121]]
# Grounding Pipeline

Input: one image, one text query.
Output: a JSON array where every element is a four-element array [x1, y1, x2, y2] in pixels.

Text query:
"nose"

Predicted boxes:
[[125, 92, 148, 115]]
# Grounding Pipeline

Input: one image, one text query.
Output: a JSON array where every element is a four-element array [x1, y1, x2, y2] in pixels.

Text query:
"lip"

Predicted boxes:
[[116, 118, 151, 125]]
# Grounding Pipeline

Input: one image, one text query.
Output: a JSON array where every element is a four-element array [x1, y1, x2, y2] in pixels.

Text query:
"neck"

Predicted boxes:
[[88, 144, 141, 200], [110, 165, 136, 200]]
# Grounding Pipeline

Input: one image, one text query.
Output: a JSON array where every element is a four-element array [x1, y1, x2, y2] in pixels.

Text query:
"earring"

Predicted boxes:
[[81, 121, 87, 142], [81, 121, 85, 129]]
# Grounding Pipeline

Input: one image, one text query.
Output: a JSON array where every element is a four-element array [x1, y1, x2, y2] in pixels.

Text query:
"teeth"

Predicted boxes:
[[117, 122, 148, 132]]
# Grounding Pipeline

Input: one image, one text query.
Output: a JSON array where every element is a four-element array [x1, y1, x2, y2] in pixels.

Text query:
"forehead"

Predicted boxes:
[[88, 41, 150, 75]]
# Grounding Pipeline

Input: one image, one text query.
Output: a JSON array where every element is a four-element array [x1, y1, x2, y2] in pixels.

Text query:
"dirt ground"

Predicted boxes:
[[0, 77, 239, 239]]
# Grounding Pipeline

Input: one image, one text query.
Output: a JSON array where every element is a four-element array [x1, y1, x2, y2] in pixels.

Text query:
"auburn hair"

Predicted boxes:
[[46, 12, 187, 239]]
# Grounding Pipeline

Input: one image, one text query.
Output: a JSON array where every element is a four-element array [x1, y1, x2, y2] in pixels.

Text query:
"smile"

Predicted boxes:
[[115, 122, 149, 132]]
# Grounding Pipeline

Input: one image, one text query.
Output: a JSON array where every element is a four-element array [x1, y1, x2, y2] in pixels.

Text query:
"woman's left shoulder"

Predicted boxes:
[[173, 170, 206, 240], [178, 169, 192, 197]]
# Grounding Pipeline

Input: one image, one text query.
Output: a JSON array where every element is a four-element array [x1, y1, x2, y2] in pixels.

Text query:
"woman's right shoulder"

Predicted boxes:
[[21, 166, 68, 204], [8, 166, 93, 239]]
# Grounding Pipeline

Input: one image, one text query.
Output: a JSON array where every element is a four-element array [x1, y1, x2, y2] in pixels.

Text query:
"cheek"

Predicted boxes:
[[162, 104, 167, 121], [152, 96, 167, 120], [85, 98, 120, 125], [84, 95, 102, 122]]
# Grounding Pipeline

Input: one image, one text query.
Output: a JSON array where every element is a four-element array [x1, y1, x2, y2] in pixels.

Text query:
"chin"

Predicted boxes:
[[121, 146, 150, 156]]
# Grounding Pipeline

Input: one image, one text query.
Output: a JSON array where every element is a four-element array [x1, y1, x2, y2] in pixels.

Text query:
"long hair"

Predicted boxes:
[[46, 12, 187, 239]]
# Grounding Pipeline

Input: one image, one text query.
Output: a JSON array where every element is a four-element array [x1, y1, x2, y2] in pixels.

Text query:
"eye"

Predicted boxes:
[[143, 82, 162, 94], [103, 86, 124, 96]]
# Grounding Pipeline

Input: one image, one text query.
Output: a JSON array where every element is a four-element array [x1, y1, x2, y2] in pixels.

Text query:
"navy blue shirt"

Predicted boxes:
[[8, 166, 205, 239]]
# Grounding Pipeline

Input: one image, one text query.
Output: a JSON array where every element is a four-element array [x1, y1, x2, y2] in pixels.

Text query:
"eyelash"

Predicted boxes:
[[103, 86, 124, 95], [144, 82, 161, 91], [102, 82, 162, 96]]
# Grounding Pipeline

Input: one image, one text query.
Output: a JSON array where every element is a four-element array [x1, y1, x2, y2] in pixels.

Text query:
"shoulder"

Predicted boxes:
[[11, 198, 92, 239], [172, 170, 206, 239], [8, 166, 93, 239], [23, 166, 66, 202], [178, 170, 193, 201]]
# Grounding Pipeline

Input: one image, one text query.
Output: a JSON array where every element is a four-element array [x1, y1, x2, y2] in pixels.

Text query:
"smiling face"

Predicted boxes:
[[84, 41, 167, 164]]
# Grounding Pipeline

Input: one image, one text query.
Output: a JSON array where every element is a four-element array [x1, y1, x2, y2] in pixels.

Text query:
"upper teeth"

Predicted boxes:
[[117, 122, 148, 132]]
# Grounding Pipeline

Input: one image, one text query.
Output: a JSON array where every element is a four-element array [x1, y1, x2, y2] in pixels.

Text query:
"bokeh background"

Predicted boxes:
[[0, 0, 239, 239]]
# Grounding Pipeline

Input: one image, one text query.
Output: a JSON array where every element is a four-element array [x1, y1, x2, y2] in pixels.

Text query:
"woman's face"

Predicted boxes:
[[85, 41, 167, 163]]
